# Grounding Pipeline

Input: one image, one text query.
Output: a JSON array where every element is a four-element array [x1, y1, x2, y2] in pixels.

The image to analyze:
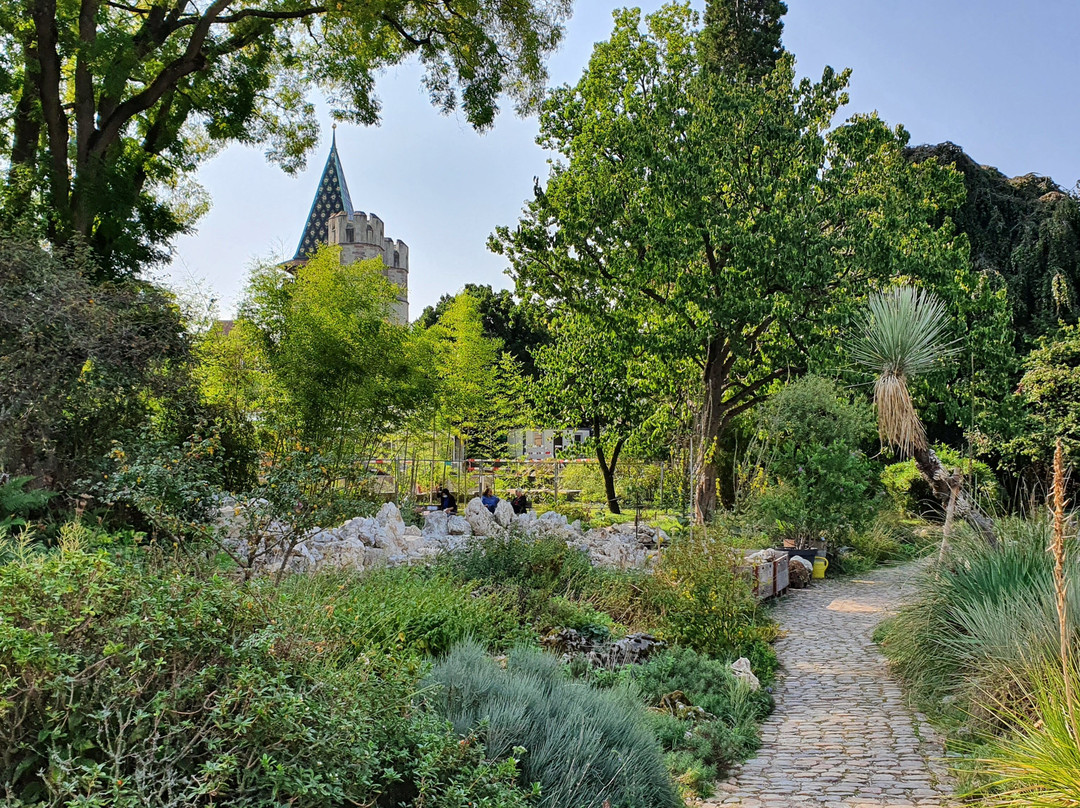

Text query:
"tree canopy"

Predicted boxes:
[[231, 247, 432, 460], [907, 143, 1080, 340], [701, 0, 786, 80], [492, 4, 969, 520], [417, 283, 551, 377], [2, 0, 571, 274]]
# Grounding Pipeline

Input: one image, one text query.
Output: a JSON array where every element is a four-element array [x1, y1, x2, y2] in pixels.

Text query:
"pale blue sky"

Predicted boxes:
[[165, 1, 1080, 320]]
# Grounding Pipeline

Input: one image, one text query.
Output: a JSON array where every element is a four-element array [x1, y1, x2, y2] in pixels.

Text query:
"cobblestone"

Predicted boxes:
[[707, 563, 953, 807]]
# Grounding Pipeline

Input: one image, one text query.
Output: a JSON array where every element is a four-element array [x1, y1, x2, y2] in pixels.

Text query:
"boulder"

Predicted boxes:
[[494, 498, 515, 528], [422, 510, 451, 537], [376, 502, 407, 553], [465, 497, 496, 536], [731, 657, 761, 691], [447, 515, 472, 536]]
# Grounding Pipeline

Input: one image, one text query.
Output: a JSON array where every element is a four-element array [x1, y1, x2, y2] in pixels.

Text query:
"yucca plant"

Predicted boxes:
[[850, 285, 996, 544]]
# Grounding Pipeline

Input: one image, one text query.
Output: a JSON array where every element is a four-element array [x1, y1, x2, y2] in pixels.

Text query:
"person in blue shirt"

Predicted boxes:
[[481, 487, 500, 514]]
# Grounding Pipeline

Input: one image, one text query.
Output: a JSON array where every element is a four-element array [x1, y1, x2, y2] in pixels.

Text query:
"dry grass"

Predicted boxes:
[[873, 371, 927, 456]]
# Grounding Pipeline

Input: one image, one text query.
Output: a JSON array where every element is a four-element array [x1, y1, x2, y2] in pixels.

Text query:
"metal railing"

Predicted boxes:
[[355, 456, 692, 517]]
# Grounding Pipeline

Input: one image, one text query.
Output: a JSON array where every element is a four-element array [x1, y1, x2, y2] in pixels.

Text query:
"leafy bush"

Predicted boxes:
[[654, 528, 778, 679], [882, 444, 1001, 517], [0, 475, 54, 529], [0, 529, 531, 807], [740, 375, 880, 545], [424, 641, 682, 808], [438, 529, 597, 625], [276, 566, 531, 657], [627, 647, 772, 792], [0, 239, 192, 486]]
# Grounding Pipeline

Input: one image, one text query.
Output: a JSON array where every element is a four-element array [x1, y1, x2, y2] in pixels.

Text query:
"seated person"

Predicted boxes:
[[510, 489, 531, 515], [438, 488, 457, 514], [480, 487, 500, 514]]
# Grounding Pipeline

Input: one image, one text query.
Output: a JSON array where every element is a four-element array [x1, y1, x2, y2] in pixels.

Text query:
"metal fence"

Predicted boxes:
[[356, 456, 693, 517]]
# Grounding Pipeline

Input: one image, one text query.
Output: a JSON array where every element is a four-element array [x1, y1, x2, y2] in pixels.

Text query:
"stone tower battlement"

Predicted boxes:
[[327, 210, 409, 324], [291, 131, 410, 325]]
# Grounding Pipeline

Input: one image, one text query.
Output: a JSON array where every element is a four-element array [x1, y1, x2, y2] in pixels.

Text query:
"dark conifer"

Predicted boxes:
[[701, 0, 788, 80]]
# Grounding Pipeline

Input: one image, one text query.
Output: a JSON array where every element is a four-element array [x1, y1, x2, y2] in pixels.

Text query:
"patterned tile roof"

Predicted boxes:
[[292, 128, 354, 261]]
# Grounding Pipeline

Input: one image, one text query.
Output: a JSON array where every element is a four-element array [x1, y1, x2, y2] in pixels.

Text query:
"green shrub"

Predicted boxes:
[[0, 475, 53, 530], [629, 647, 772, 791], [424, 640, 682, 808], [740, 375, 880, 545], [881, 444, 1000, 517], [443, 529, 593, 593], [275, 565, 532, 657], [437, 529, 598, 627], [839, 512, 931, 573], [654, 527, 779, 679], [0, 531, 531, 808]]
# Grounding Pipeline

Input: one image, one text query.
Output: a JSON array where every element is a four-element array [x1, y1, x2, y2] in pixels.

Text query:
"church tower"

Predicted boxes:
[[290, 128, 409, 324]]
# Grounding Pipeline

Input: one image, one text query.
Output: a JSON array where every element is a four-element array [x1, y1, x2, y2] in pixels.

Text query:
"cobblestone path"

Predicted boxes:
[[710, 563, 953, 808]]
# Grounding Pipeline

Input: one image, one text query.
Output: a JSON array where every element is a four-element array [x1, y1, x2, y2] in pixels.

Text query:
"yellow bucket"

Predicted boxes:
[[812, 556, 829, 580]]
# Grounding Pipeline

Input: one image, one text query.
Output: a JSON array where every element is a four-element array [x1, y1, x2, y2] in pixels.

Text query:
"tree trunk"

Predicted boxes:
[[694, 339, 727, 523], [912, 445, 997, 547], [594, 420, 624, 514]]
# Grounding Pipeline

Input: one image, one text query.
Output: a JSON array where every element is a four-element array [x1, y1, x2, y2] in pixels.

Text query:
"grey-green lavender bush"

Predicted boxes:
[[424, 641, 682, 808]]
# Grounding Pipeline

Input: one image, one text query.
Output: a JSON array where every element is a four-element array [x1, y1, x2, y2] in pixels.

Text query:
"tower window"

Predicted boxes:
[[345, 226, 354, 242], [366, 225, 373, 242], [393, 251, 400, 267]]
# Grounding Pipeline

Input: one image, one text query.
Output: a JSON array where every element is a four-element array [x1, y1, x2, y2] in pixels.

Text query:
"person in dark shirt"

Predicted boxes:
[[510, 489, 530, 515], [481, 487, 500, 514], [439, 488, 457, 514]]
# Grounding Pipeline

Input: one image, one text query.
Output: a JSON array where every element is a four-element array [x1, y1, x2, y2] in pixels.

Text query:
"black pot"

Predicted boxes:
[[775, 548, 819, 566]]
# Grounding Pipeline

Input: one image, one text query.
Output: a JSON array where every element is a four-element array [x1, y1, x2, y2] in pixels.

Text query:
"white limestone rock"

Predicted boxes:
[[494, 499, 515, 528], [465, 497, 496, 536], [447, 515, 472, 536], [422, 510, 451, 537], [731, 657, 761, 692]]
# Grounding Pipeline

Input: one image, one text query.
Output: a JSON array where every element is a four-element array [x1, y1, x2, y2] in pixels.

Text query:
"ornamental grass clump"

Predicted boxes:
[[424, 640, 682, 808], [977, 440, 1080, 807], [877, 517, 1078, 725]]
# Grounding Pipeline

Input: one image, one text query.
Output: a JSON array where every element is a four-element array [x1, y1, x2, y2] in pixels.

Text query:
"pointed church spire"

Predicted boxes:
[[292, 125, 355, 261]]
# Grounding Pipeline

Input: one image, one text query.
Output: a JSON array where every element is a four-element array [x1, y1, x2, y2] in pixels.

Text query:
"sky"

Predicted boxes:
[[164, 1, 1080, 320]]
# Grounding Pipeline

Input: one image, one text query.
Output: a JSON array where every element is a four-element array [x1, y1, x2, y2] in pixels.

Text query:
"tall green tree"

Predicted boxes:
[[0, 238, 190, 484], [2, 0, 570, 274], [701, 0, 786, 79], [427, 292, 526, 458], [1003, 324, 1080, 491], [491, 5, 967, 521], [534, 312, 656, 513], [417, 283, 551, 377], [236, 247, 432, 461]]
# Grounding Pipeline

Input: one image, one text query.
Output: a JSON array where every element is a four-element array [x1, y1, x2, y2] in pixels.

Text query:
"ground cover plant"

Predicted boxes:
[[0, 514, 781, 806], [584, 646, 773, 797], [424, 641, 682, 808], [0, 527, 532, 808]]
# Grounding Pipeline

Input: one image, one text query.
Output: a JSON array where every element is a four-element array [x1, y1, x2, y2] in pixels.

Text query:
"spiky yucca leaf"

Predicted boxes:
[[851, 285, 959, 455]]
